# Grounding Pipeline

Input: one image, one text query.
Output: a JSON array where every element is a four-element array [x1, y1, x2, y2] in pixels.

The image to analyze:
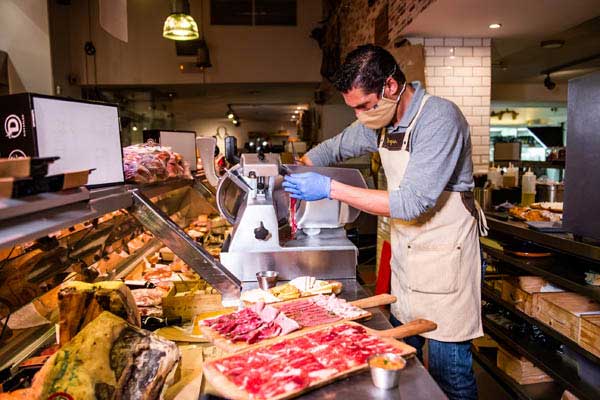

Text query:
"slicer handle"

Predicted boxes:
[[350, 294, 397, 309], [377, 319, 437, 339], [196, 136, 220, 187], [224, 136, 240, 164]]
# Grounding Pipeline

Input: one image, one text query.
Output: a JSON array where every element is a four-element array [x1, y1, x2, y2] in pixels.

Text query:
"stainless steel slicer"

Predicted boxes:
[[197, 136, 367, 282]]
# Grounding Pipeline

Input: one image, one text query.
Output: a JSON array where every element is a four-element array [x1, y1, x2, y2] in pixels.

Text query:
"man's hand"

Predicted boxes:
[[282, 172, 331, 201]]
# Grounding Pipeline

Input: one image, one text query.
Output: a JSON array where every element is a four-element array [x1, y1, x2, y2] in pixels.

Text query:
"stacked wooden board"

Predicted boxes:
[[496, 346, 553, 385], [580, 315, 600, 357], [500, 276, 556, 316], [488, 274, 600, 363], [532, 291, 600, 351]]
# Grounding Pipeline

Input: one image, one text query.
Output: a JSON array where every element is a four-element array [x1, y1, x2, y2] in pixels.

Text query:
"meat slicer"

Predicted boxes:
[[197, 136, 367, 282]]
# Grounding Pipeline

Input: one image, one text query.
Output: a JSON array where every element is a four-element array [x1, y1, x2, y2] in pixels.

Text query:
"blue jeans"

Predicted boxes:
[[390, 314, 478, 400]]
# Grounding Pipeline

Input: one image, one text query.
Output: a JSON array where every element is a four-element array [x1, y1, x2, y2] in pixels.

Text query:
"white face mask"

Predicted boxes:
[[357, 81, 406, 130]]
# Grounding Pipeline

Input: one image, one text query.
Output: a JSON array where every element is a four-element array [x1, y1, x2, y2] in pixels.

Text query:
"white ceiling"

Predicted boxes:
[[403, 0, 600, 38], [404, 0, 600, 84]]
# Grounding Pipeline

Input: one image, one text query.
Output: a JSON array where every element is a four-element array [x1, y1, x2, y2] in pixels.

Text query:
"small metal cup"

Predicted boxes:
[[368, 353, 406, 389], [256, 270, 279, 290]]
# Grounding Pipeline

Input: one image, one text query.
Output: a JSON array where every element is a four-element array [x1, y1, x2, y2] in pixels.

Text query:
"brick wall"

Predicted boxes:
[[410, 37, 491, 171], [333, 0, 436, 58]]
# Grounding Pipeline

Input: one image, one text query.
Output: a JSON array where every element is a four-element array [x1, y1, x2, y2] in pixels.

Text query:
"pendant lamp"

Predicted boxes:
[[163, 0, 199, 41]]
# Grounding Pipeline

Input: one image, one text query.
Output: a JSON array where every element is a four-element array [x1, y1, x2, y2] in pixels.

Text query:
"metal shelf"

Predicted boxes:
[[129, 178, 193, 199], [486, 217, 600, 263], [0, 179, 196, 251], [0, 187, 132, 250], [493, 160, 565, 169], [483, 244, 600, 302], [472, 346, 564, 400], [482, 286, 600, 366], [482, 316, 600, 400]]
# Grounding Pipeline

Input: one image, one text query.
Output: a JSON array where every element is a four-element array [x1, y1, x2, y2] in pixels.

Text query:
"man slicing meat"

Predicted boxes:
[[282, 44, 485, 400]]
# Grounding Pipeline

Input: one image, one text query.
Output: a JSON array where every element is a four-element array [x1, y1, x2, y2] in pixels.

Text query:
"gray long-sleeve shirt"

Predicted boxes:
[[306, 81, 474, 221]]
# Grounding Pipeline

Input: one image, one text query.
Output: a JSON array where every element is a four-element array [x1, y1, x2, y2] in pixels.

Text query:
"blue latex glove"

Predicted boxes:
[[282, 172, 331, 201]]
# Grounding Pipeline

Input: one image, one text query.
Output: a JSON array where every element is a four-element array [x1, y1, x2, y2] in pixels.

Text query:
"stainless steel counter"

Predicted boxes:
[[205, 280, 447, 400]]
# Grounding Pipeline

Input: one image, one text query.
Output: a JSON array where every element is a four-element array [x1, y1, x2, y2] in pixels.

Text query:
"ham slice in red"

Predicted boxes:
[[202, 302, 300, 344]]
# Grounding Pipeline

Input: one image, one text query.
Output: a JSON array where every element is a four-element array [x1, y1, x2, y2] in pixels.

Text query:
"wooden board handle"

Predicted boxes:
[[350, 294, 397, 309], [376, 319, 437, 339]]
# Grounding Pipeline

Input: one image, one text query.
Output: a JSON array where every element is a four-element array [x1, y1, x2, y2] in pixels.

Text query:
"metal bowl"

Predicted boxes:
[[256, 270, 279, 290], [368, 353, 406, 389]]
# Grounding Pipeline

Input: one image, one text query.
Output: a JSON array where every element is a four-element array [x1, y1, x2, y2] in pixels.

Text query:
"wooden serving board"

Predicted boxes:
[[203, 319, 436, 400], [200, 294, 397, 353]]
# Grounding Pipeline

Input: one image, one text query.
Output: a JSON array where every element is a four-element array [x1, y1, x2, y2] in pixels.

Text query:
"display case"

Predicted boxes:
[[0, 177, 238, 376]]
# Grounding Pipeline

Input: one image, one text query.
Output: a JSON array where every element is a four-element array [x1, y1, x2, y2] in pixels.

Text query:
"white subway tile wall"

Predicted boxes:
[[412, 37, 492, 170]]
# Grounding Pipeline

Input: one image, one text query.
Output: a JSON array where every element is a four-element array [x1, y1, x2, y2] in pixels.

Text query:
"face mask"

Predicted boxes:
[[357, 81, 406, 129]]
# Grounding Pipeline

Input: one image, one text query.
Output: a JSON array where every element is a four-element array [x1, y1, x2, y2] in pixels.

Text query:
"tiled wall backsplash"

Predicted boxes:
[[409, 37, 491, 171]]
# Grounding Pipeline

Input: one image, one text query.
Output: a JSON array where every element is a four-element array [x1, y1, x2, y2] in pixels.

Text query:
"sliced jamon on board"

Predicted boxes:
[[205, 322, 411, 400]]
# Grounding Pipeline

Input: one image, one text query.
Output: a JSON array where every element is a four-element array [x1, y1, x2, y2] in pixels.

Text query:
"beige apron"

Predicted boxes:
[[379, 94, 483, 342]]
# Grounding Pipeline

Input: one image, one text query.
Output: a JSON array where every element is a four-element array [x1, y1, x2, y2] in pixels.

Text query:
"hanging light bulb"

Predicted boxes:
[[163, 0, 199, 41]]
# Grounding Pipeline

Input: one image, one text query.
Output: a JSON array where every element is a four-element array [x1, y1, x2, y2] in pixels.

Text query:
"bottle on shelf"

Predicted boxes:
[[521, 168, 536, 206], [503, 163, 519, 188], [488, 165, 503, 188]]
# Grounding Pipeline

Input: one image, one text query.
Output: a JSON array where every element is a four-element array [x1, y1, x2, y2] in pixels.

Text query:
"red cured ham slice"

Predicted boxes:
[[290, 198, 298, 236], [202, 304, 301, 344], [207, 324, 405, 400]]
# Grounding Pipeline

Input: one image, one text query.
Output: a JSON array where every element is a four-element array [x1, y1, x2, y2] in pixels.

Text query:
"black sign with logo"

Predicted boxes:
[[381, 131, 407, 151], [0, 93, 37, 158]]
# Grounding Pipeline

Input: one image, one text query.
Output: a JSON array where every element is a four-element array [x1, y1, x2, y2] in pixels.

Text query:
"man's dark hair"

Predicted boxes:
[[333, 44, 406, 94]]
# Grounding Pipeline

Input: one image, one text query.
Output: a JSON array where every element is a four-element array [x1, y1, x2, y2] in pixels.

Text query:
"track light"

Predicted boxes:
[[227, 109, 235, 119], [544, 74, 556, 90], [541, 40, 564, 49]]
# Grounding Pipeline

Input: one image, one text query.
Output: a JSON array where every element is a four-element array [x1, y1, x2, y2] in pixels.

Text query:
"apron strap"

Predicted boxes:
[[377, 127, 386, 148], [401, 94, 431, 152]]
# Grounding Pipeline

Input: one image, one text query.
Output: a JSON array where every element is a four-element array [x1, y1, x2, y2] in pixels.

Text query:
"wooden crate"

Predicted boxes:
[[532, 292, 600, 342], [500, 276, 550, 316], [579, 315, 600, 358], [162, 281, 225, 320], [496, 347, 553, 385], [472, 334, 499, 352], [511, 276, 549, 293]]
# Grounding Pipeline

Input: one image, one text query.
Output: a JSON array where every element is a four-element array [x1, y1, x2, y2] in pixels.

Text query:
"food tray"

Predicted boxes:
[[200, 294, 395, 353], [203, 321, 420, 400]]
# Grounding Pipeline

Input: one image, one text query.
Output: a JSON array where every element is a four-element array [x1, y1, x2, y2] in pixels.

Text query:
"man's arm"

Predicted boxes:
[[329, 181, 391, 216], [388, 100, 467, 220], [302, 121, 378, 167]]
